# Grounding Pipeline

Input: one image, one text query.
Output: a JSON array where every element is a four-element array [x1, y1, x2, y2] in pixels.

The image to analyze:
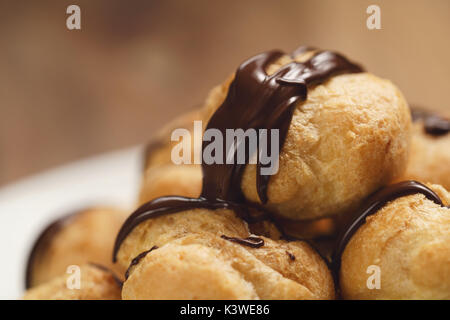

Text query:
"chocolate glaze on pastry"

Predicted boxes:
[[25, 211, 79, 289], [332, 180, 445, 274], [88, 263, 123, 288], [124, 246, 158, 280], [286, 251, 296, 261], [411, 108, 450, 136], [202, 49, 362, 203], [113, 47, 363, 260], [220, 235, 265, 248], [26, 207, 127, 289]]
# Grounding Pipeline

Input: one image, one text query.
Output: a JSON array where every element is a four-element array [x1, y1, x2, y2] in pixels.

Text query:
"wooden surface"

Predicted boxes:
[[0, 0, 449, 185]]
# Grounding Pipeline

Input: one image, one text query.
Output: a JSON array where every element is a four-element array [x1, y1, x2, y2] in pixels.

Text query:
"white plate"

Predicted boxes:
[[0, 146, 142, 299]]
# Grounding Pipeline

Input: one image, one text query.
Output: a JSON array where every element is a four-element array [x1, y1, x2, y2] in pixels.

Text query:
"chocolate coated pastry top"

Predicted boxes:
[[115, 45, 410, 258]]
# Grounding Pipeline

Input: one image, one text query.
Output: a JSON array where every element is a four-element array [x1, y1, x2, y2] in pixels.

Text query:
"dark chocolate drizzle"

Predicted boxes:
[[25, 210, 81, 289], [113, 197, 248, 262], [220, 235, 265, 248], [88, 263, 123, 288], [124, 246, 158, 280], [331, 181, 445, 275], [411, 107, 450, 136], [286, 251, 296, 261], [201, 49, 362, 203], [112, 46, 363, 261]]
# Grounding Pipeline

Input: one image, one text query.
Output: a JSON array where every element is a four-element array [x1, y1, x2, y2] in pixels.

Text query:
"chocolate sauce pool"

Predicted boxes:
[[112, 47, 363, 261]]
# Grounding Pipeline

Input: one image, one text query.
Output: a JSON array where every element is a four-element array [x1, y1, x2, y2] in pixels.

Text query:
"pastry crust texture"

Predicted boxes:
[[340, 184, 450, 299], [139, 109, 203, 205], [203, 51, 411, 220], [28, 207, 128, 287], [139, 164, 202, 204], [24, 47, 447, 301], [115, 208, 251, 270], [117, 208, 334, 300], [23, 264, 121, 300], [143, 109, 204, 169], [402, 122, 450, 190]]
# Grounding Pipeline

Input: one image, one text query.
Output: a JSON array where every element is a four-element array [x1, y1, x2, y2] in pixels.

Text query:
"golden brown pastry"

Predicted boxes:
[[23, 264, 121, 300], [123, 233, 334, 300], [139, 109, 203, 205], [26, 207, 128, 288], [115, 208, 250, 271], [143, 109, 204, 169], [203, 48, 411, 220], [24, 45, 433, 301], [115, 207, 334, 300], [338, 181, 450, 299], [279, 217, 336, 240], [402, 109, 450, 189], [139, 164, 202, 205]]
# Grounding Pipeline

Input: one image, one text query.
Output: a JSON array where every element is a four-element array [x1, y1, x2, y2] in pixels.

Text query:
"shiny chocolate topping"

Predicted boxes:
[[220, 235, 265, 248], [124, 246, 158, 280], [411, 107, 450, 136], [286, 251, 296, 261], [25, 210, 81, 289], [88, 263, 123, 288], [332, 181, 445, 274], [112, 47, 363, 261], [201, 49, 363, 203]]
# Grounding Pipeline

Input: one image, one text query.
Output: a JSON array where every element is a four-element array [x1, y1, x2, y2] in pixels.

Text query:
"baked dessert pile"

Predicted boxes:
[[23, 46, 450, 300]]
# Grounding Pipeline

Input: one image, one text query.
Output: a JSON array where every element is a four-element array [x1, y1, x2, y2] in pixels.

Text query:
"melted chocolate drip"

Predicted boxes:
[[411, 108, 450, 136], [220, 235, 265, 248], [202, 49, 362, 203], [88, 263, 123, 288], [112, 47, 363, 261], [113, 197, 250, 262], [124, 246, 158, 280], [286, 251, 296, 261], [25, 210, 81, 289], [331, 181, 445, 274]]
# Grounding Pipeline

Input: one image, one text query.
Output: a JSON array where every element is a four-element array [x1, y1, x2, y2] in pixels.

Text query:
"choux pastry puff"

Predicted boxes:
[[336, 181, 450, 299]]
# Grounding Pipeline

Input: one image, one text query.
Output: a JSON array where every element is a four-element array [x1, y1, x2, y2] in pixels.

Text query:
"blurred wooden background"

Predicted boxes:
[[0, 0, 449, 186]]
